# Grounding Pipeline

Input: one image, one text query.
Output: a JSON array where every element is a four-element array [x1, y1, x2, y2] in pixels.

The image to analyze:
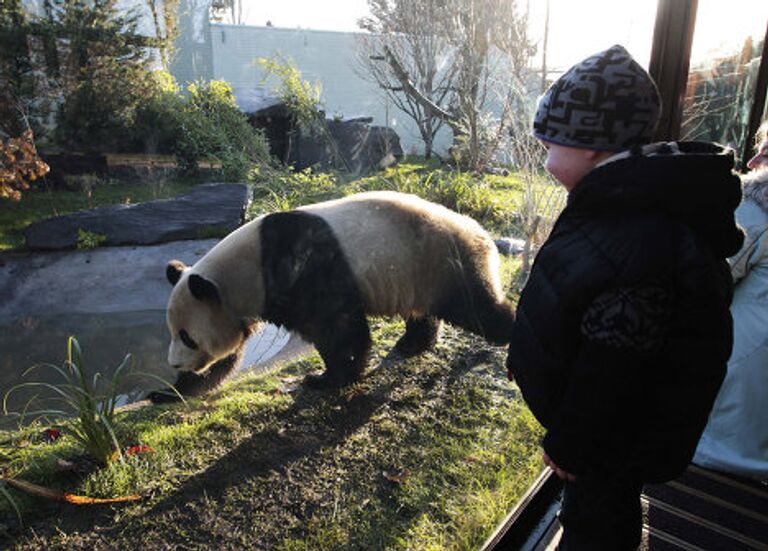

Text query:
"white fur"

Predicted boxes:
[[300, 191, 505, 317]]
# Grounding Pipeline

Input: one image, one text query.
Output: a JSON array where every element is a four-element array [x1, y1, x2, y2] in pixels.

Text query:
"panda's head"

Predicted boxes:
[[165, 260, 254, 374]]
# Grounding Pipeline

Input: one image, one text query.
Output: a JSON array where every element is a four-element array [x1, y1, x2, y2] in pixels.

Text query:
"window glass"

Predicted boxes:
[[682, 1, 767, 158], [528, 0, 658, 89]]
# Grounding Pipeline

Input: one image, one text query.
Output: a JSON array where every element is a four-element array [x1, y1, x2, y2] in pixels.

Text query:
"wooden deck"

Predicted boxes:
[[482, 465, 768, 551]]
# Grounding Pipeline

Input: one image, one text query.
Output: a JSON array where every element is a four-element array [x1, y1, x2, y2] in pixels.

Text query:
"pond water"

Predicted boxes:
[[0, 310, 294, 422]]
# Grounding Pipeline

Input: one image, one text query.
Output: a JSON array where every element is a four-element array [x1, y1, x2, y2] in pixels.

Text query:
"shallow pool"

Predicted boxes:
[[0, 310, 294, 421]]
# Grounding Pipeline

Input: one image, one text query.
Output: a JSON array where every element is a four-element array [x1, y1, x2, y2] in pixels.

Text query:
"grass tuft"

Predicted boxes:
[[4, 337, 129, 466]]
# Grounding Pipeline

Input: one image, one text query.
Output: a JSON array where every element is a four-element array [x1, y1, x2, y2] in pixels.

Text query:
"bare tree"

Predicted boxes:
[[358, 0, 535, 170], [210, 0, 248, 25], [358, 0, 457, 159], [145, 0, 179, 69], [493, 103, 566, 291]]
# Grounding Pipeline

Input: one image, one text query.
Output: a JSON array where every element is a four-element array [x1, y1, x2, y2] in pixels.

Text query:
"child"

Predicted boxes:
[[506, 45, 744, 550]]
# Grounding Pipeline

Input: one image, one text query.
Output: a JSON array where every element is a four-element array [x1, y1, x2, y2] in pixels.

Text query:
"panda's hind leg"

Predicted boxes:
[[393, 315, 442, 357]]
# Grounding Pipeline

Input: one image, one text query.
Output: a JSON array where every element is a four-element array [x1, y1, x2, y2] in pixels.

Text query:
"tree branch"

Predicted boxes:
[[383, 45, 457, 126]]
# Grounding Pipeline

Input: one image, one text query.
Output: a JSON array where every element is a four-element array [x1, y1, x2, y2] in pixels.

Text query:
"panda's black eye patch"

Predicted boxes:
[[179, 329, 198, 350]]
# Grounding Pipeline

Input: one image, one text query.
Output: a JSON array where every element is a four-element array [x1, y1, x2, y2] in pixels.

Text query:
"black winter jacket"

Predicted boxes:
[[507, 142, 744, 482]]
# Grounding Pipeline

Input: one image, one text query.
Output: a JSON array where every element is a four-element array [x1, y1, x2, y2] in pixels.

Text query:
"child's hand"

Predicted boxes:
[[543, 452, 576, 481]]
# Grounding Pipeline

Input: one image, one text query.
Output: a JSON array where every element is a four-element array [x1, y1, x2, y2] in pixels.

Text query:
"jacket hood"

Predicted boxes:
[[568, 141, 744, 258], [741, 167, 768, 211]]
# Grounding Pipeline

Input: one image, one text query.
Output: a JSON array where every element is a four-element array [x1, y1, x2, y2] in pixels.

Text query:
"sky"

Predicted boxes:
[[240, 0, 369, 32], [238, 0, 767, 69]]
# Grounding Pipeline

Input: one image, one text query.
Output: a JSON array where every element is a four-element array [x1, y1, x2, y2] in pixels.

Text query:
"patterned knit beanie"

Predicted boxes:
[[533, 45, 661, 151]]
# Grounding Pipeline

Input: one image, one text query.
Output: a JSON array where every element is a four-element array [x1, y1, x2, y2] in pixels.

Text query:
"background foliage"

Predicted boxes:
[[0, 129, 49, 201], [134, 76, 273, 180]]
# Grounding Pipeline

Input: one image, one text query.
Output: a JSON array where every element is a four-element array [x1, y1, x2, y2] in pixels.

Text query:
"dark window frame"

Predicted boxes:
[[649, 0, 768, 170]]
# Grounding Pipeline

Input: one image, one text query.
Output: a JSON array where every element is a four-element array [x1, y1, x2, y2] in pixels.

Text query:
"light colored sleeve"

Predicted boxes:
[[729, 224, 768, 284]]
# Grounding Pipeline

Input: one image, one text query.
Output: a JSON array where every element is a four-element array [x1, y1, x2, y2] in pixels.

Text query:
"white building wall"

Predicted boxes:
[[208, 23, 452, 156]]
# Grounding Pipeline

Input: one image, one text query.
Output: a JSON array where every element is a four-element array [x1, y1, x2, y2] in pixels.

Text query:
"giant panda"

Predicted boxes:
[[150, 191, 515, 403]]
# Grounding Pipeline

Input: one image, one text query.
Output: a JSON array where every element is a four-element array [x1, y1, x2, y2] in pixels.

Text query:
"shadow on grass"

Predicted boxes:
[[2, 341, 507, 549]]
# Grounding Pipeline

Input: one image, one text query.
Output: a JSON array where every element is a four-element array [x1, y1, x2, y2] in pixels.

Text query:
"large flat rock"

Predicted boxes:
[[24, 183, 250, 250], [0, 240, 219, 322]]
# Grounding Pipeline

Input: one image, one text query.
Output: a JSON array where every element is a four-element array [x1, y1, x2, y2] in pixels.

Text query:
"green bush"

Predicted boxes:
[[178, 79, 272, 181], [76, 228, 107, 250], [249, 160, 520, 233], [133, 75, 272, 181], [257, 57, 323, 132], [49, 1, 157, 152], [130, 71, 185, 156]]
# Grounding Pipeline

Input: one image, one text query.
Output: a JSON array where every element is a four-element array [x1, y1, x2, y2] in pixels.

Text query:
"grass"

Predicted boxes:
[[0, 179, 199, 251], [249, 157, 551, 237], [0, 158, 552, 548], [0, 314, 543, 549]]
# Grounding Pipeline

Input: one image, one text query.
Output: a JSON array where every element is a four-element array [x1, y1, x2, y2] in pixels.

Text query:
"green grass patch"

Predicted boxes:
[[0, 160, 550, 548], [249, 158, 547, 237], [0, 315, 543, 549]]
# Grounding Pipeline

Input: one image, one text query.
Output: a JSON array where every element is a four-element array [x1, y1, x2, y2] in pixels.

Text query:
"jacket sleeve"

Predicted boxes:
[[729, 224, 768, 284], [542, 281, 673, 475]]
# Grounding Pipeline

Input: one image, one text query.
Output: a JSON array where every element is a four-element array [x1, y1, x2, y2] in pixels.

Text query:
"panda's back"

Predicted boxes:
[[299, 191, 500, 317]]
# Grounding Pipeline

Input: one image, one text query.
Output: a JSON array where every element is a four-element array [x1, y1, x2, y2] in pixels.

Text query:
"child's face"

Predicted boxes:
[[747, 138, 768, 171], [542, 141, 607, 191]]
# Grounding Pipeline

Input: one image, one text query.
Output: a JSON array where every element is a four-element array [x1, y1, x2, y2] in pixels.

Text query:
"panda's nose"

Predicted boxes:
[[170, 364, 181, 370]]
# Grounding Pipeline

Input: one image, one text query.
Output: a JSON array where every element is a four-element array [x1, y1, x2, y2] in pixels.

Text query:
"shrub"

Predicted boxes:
[[257, 57, 323, 132], [76, 228, 107, 249], [133, 75, 272, 181], [130, 71, 185, 156], [0, 129, 49, 201], [50, 1, 157, 152]]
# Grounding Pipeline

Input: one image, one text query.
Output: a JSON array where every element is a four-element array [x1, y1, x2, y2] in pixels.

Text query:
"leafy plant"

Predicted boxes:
[[354, 164, 508, 229], [172, 79, 272, 180], [48, 0, 159, 152], [250, 167, 339, 216], [0, 129, 49, 201], [5, 337, 131, 465], [76, 228, 107, 250], [257, 57, 324, 132]]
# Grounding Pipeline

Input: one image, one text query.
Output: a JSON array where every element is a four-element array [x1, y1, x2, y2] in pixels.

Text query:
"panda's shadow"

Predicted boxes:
[[133, 354, 410, 521]]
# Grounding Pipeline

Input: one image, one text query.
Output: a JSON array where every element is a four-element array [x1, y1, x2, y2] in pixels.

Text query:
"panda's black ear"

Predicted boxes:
[[188, 274, 221, 304], [166, 260, 187, 286]]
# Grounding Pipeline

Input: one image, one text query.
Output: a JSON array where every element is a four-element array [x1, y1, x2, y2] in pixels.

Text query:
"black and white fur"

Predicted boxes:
[[151, 191, 515, 402]]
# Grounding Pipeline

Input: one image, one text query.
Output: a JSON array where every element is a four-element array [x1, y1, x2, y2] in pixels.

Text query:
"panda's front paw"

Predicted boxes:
[[147, 388, 184, 404]]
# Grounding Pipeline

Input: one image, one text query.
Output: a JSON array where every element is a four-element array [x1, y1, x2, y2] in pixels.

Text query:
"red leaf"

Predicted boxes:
[[43, 428, 62, 443], [125, 445, 156, 456]]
